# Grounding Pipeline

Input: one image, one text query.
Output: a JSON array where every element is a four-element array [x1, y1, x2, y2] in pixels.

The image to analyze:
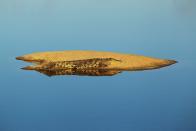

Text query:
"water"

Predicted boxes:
[[0, 0, 195, 131]]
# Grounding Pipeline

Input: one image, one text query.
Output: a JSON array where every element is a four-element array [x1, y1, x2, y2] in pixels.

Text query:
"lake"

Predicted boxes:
[[0, 0, 195, 131]]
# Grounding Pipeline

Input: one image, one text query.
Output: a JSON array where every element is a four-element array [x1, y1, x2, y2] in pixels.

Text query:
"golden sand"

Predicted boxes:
[[16, 50, 177, 71]]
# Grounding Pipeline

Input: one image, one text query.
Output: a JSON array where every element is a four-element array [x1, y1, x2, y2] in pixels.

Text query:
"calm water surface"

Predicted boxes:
[[0, 0, 195, 131]]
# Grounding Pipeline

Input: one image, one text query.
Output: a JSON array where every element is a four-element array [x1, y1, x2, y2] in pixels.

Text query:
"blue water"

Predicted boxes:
[[0, 0, 195, 131]]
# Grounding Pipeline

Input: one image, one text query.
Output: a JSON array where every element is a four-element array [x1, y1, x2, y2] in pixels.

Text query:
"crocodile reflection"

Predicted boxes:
[[17, 50, 177, 76], [22, 68, 122, 77]]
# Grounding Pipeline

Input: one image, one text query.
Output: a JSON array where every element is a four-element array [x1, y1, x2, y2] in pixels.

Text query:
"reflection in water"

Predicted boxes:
[[23, 68, 122, 77], [16, 50, 177, 77]]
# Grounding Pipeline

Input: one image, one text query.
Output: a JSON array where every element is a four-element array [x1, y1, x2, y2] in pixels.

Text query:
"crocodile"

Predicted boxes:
[[16, 50, 177, 76]]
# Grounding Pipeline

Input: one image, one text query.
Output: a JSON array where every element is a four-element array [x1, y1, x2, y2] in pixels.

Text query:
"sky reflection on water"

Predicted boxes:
[[0, 0, 195, 131]]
